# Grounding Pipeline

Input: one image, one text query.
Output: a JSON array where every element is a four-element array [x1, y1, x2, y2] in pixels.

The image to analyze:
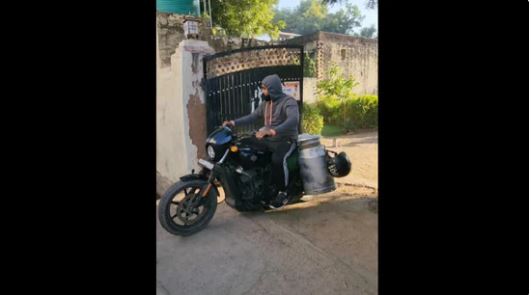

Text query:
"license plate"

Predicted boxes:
[[198, 159, 214, 170]]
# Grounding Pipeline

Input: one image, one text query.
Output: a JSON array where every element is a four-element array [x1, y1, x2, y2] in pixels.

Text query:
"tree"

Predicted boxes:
[[366, 0, 377, 9], [321, 0, 377, 9], [360, 25, 377, 38], [274, 0, 325, 36], [274, 0, 364, 36], [322, 3, 363, 35], [208, 0, 285, 45]]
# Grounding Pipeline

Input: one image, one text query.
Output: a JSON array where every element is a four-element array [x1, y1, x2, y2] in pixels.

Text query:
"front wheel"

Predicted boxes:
[[158, 180, 218, 236]]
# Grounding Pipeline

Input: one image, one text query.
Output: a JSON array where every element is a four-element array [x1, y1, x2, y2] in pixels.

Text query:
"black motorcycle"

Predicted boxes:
[[158, 126, 351, 236]]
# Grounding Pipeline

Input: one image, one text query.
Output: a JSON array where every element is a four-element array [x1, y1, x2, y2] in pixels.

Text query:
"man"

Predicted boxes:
[[223, 74, 300, 209]]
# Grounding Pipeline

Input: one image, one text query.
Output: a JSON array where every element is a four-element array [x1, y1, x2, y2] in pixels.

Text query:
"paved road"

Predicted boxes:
[[157, 185, 378, 295]]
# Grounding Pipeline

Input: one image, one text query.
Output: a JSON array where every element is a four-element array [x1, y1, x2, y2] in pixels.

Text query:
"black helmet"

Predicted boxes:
[[326, 151, 351, 177]]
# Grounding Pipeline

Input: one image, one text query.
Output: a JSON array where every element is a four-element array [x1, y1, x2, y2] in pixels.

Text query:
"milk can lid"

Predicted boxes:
[[297, 133, 320, 143]]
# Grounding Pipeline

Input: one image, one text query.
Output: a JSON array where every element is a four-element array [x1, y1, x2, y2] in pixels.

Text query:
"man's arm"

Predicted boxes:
[[232, 101, 264, 126], [270, 100, 299, 137]]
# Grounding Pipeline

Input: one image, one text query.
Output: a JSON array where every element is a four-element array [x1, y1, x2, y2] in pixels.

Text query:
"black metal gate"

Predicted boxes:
[[202, 45, 304, 134]]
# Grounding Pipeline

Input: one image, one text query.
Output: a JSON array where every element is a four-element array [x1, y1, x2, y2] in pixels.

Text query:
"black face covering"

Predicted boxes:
[[261, 93, 271, 101]]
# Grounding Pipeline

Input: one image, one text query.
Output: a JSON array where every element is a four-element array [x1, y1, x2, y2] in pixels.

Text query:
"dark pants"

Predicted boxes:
[[249, 136, 296, 191]]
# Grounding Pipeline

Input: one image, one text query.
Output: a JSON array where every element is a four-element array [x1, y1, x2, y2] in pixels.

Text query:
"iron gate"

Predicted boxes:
[[202, 45, 304, 134]]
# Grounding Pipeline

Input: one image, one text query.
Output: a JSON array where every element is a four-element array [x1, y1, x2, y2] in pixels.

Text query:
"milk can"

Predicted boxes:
[[297, 134, 336, 195]]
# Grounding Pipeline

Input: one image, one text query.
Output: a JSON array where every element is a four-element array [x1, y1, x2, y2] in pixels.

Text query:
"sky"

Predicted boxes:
[[276, 0, 378, 31]]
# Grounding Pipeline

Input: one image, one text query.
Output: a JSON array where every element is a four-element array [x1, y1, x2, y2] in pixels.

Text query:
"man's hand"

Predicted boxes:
[[255, 128, 276, 139], [222, 120, 235, 127]]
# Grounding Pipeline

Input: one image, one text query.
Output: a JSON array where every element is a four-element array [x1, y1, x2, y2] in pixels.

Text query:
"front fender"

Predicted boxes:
[[179, 173, 207, 182], [179, 170, 220, 196]]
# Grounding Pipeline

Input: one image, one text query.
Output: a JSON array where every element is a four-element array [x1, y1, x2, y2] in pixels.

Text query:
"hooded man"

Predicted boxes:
[[223, 74, 300, 209]]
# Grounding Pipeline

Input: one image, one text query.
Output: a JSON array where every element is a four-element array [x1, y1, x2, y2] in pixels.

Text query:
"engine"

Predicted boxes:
[[235, 165, 269, 202], [217, 162, 271, 212]]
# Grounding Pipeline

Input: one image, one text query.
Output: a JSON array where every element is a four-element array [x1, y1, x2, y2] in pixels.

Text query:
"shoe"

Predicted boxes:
[[269, 191, 289, 209]]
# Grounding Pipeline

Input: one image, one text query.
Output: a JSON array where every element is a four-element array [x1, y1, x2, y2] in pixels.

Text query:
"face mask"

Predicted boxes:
[[261, 93, 271, 101]]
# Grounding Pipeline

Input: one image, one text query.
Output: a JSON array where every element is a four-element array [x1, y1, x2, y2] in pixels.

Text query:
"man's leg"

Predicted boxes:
[[269, 141, 293, 191], [266, 139, 296, 208]]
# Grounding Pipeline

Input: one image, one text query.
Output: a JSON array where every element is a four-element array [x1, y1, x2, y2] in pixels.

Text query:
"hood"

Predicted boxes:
[[261, 74, 286, 102]]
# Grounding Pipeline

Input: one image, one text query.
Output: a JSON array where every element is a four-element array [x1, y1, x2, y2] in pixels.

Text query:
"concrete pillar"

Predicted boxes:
[[157, 39, 214, 196]]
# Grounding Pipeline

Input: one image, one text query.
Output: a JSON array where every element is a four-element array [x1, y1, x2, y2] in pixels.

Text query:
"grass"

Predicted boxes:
[[321, 124, 345, 137], [320, 124, 379, 137]]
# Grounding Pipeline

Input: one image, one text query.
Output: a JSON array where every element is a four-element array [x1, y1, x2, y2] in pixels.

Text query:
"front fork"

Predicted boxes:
[[198, 148, 230, 197], [200, 172, 216, 197]]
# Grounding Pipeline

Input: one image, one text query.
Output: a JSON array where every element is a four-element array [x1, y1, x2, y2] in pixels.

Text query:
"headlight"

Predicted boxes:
[[207, 145, 216, 159]]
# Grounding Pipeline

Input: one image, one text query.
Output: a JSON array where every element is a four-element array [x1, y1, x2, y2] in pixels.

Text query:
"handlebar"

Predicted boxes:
[[217, 124, 271, 139]]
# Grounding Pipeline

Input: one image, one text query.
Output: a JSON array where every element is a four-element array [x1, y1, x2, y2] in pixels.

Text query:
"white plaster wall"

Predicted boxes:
[[157, 39, 214, 193], [303, 77, 318, 104]]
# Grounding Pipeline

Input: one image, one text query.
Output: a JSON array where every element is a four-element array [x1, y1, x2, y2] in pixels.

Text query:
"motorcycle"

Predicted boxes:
[[158, 125, 351, 236]]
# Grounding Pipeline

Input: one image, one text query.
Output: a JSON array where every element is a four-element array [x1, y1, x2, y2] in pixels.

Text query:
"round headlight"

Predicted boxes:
[[207, 145, 216, 159]]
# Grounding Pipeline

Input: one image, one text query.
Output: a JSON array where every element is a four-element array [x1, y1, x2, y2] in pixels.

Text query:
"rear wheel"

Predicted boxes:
[[158, 180, 218, 236]]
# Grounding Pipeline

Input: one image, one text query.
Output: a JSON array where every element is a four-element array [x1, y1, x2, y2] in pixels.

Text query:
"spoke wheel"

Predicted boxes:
[[158, 180, 218, 236]]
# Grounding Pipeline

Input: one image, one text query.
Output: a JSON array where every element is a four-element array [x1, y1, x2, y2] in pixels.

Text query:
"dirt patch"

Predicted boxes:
[[322, 131, 378, 189]]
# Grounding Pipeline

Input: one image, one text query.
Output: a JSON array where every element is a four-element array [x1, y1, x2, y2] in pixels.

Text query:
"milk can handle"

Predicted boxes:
[[326, 149, 338, 157], [325, 149, 338, 162]]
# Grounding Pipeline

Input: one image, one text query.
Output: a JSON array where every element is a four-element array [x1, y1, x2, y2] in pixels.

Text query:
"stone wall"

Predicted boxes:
[[286, 31, 378, 95], [156, 13, 186, 67], [318, 32, 378, 95]]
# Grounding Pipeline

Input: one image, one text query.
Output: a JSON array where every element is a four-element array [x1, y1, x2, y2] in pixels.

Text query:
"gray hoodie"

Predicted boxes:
[[233, 74, 300, 141]]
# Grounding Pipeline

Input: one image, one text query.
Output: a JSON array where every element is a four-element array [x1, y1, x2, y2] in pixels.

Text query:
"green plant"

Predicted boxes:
[[316, 95, 341, 125], [317, 65, 359, 102], [315, 65, 377, 132], [359, 95, 378, 128], [342, 95, 378, 130], [303, 52, 316, 77], [316, 64, 359, 125], [301, 102, 324, 135]]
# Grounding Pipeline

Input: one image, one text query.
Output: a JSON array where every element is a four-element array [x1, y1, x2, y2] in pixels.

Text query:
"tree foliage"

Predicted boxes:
[[209, 0, 285, 40], [321, 0, 377, 9], [360, 24, 377, 38], [274, 0, 364, 36]]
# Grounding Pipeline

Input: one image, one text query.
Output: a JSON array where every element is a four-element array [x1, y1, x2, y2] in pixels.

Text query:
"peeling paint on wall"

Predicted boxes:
[[187, 89, 207, 160]]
